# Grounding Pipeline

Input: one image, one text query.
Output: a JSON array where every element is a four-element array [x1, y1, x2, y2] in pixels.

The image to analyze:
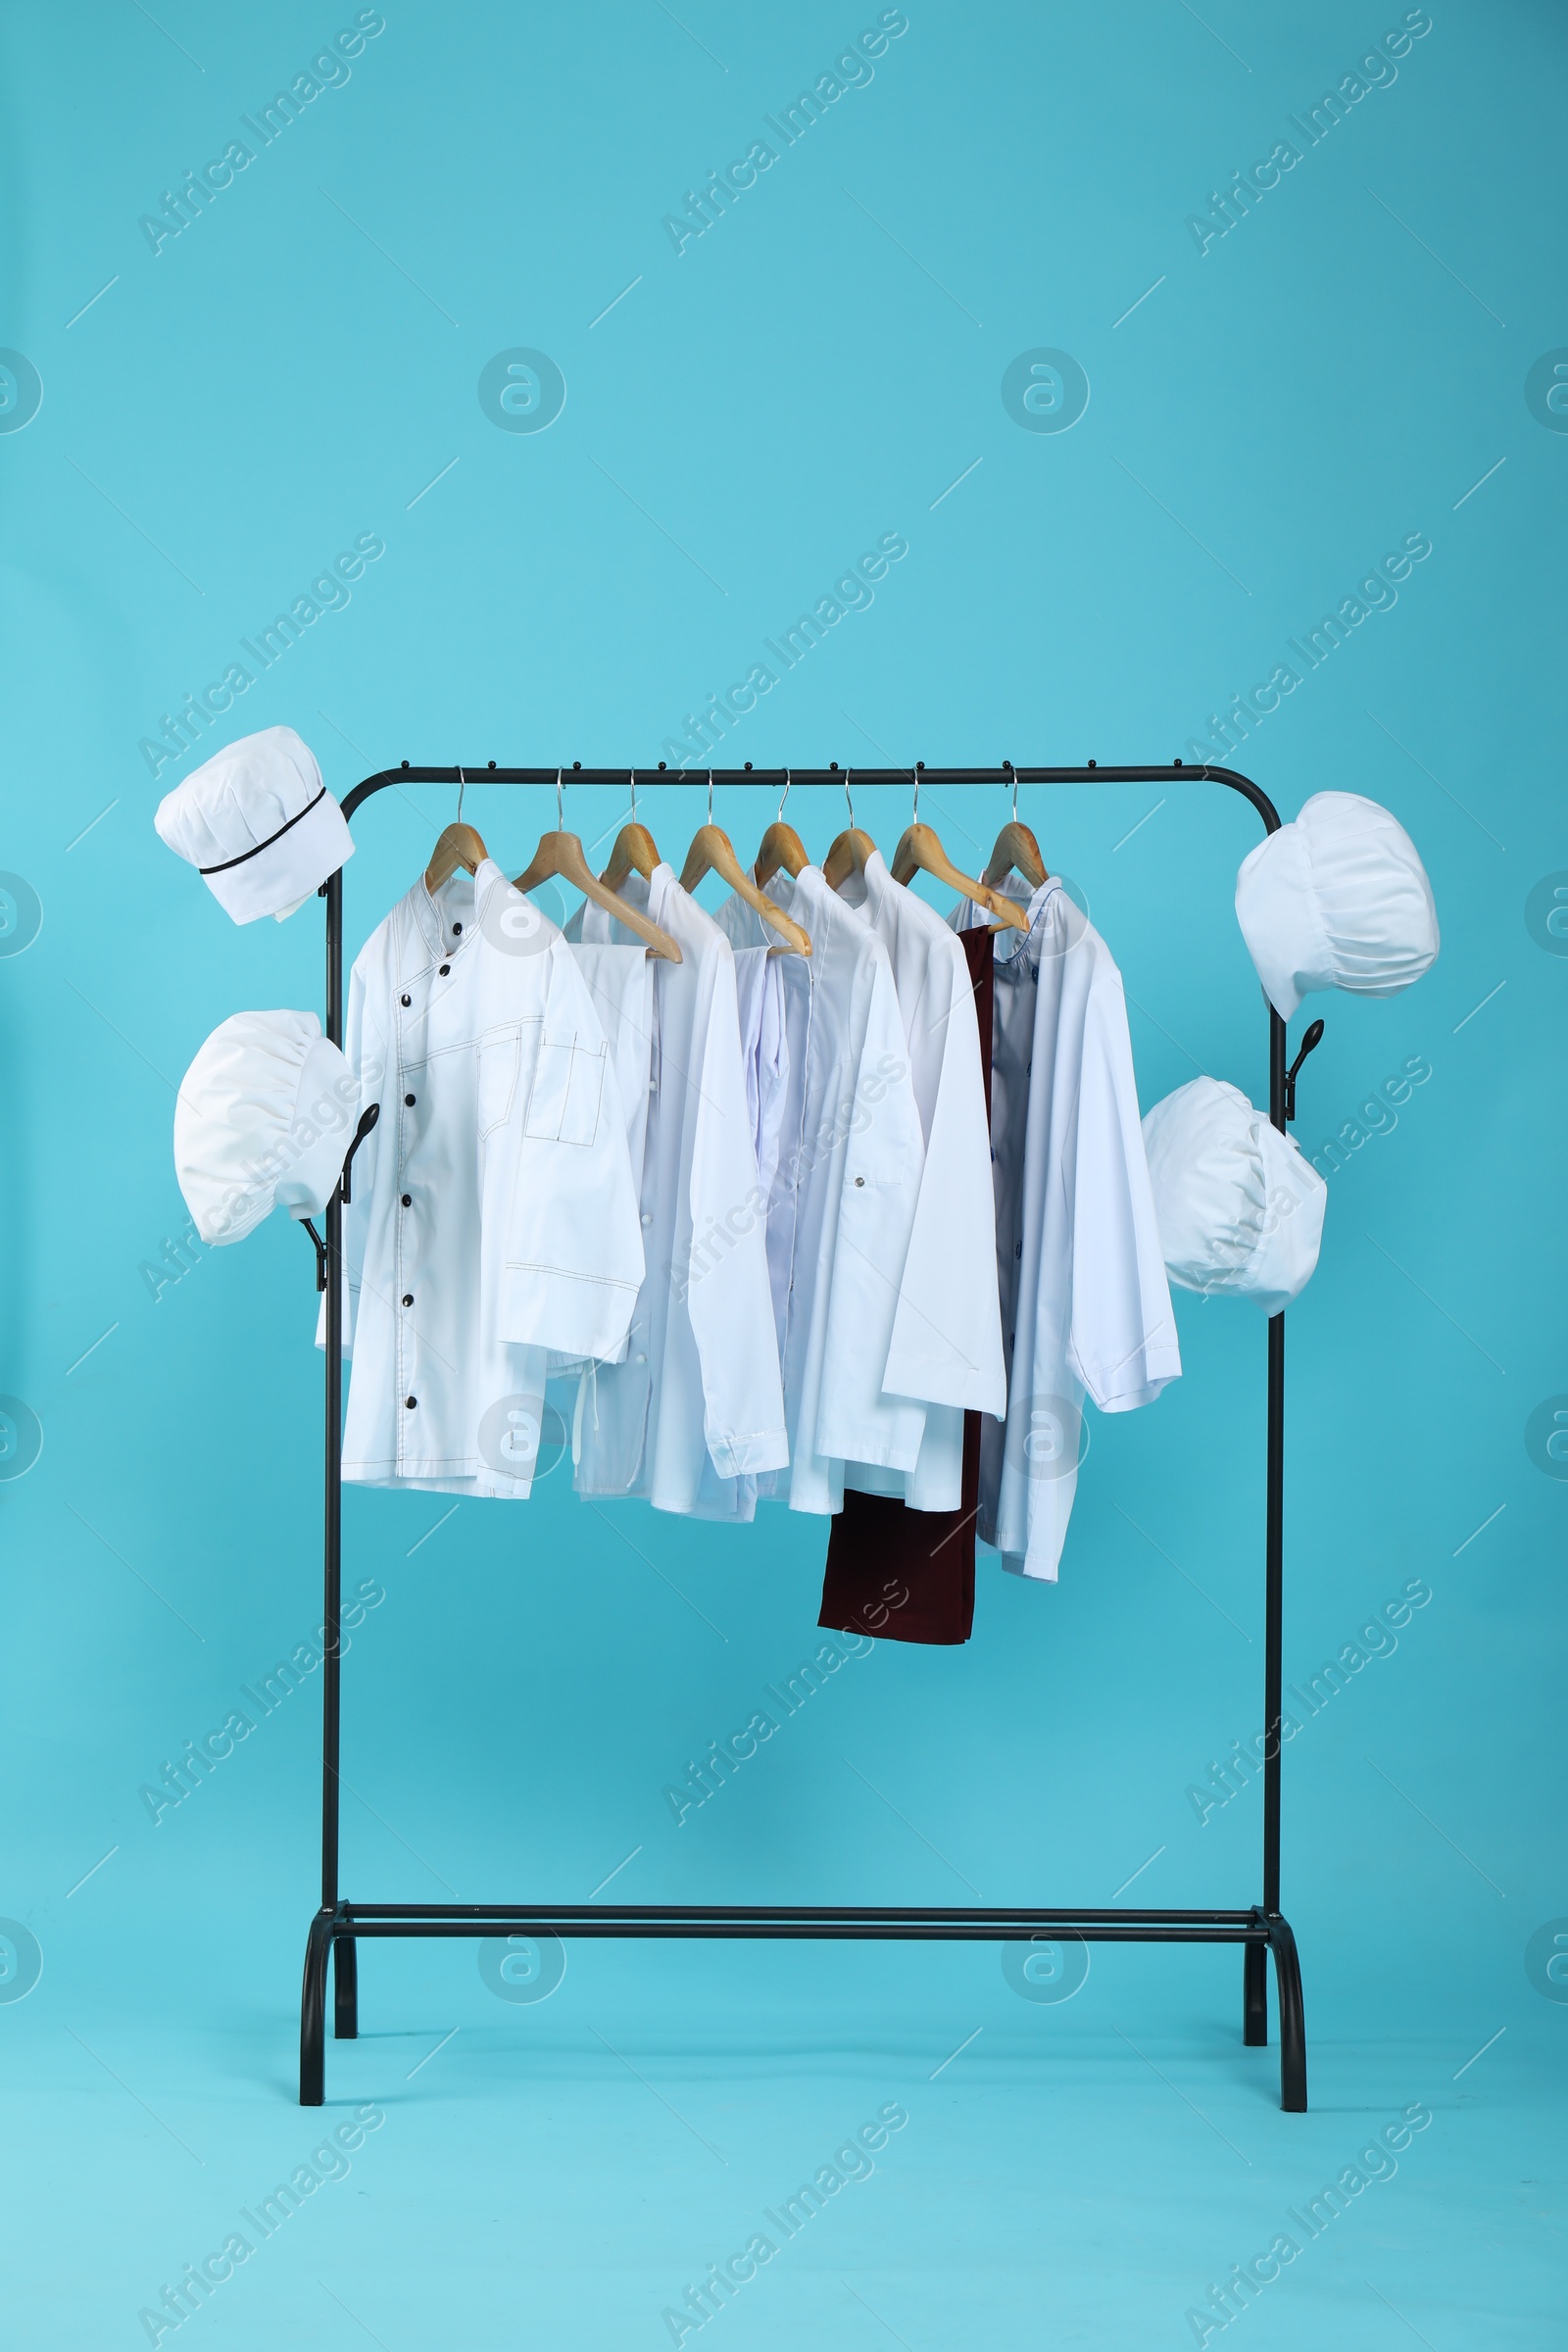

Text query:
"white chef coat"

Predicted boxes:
[[566, 866, 788, 1516], [832, 852, 1006, 1509], [329, 859, 644, 1497], [733, 943, 791, 1215], [956, 878, 1181, 1578], [716, 866, 928, 1514]]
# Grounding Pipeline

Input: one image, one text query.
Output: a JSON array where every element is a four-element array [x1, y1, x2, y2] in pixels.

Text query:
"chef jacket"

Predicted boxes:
[[566, 866, 788, 1516], [831, 852, 1006, 1510], [562, 942, 655, 1369], [733, 943, 791, 1216], [956, 877, 1180, 1579], [329, 859, 645, 1497], [717, 866, 929, 1514]]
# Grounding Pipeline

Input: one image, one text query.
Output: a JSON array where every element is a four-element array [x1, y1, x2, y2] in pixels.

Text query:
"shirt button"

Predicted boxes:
[[405, 1093, 416, 1106], [854, 1176, 865, 1187], [439, 963, 451, 976], [401, 1193, 412, 1207], [405, 1396, 416, 1409], [401, 993, 411, 1007], [402, 1294, 414, 1306], [453, 921, 463, 934], [641, 1212, 653, 1227], [634, 1353, 647, 1365]]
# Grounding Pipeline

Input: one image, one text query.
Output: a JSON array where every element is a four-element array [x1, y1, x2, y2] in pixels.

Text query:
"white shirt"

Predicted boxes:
[[833, 852, 1006, 1509], [956, 878, 1181, 1578], [732, 943, 791, 1214], [330, 859, 644, 1497], [567, 866, 788, 1516], [717, 865, 928, 1513]]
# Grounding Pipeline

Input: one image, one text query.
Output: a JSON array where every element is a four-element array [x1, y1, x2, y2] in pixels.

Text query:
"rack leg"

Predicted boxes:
[[333, 1932, 359, 2040], [1267, 1916, 1307, 2112], [300, 1909, 332, 2106], [1243, 1937, 1268, 2045]]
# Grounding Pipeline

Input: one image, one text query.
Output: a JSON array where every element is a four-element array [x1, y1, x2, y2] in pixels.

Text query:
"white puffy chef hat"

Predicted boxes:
[[155, 726, 353, 923], [175, 1010, 360, 1245], [1234, 791, 1438, 1019], [1142, 1077, 1326, 1315]]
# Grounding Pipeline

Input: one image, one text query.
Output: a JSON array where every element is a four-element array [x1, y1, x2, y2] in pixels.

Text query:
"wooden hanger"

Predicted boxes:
[[753, 772, 809, 890], [984, 771, 1047, 892], [820, 770, 878, 893], [425, 822, 488, 890], [513, 773, 682, 962], [888, 771, 1029, 932], [424, 771, 489, 891], [682, 776, 810, 956], [601, 773, 662, 892], [984, 820, 1047, 891]]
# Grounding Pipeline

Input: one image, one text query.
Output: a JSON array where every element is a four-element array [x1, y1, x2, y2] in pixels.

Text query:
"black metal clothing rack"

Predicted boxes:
[[299, 762, 1308, 2111]]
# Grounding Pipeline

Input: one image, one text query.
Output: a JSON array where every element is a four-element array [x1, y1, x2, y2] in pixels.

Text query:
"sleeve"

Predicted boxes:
[[882, 939, 1007, 1415], [492, 938, 646, 1360], [684, 939, 789, 1479], [813, 949, 928, 1469], [1065, 961, 1183, 1412]]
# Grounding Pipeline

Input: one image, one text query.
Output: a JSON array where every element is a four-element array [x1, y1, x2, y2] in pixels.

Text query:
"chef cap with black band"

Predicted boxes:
[[155, 725, 353, 923], [1234, 790, 1438, 1020]]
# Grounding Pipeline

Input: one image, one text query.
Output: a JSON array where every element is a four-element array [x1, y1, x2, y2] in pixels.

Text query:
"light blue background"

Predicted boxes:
[[0, 2, 1562, 2343]]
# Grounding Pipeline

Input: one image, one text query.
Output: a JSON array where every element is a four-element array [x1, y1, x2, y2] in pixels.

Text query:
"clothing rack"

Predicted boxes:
[[299, 761, 1309, 2112]]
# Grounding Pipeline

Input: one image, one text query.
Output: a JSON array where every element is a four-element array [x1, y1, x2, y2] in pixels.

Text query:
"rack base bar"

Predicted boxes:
[[300, 1902, 1306, 2111]]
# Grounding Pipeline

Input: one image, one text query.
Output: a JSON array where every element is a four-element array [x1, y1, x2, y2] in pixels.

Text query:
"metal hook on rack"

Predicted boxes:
[[1005, 759, 1017, 821], [778, 769, 791, 820], [556, 766, 564, 831], [911, 764, 919, 825], [456, 765, 466, 826], [844, 768, 855, 829], [708, 769, 714, 824], [629, 769, 637, 824], [1282, 1018, 1325, 1123]]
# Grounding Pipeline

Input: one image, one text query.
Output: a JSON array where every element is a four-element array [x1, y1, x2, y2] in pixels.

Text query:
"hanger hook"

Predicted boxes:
[[845, 769, 855, 830], [778, 768, 791, 821], [629, 768, 637, 824], [911, 765, 919, 825], [456, 764, 466, 825], [556, 766, 564, 832], [1005, 758, 1016, 822], [708, 769, 714, 825]]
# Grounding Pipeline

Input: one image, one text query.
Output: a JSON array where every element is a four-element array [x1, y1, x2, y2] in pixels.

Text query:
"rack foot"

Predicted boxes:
[[1243, 1935, 1268, 2046], [300, 1908, 332, 2106], [333, 1931, 359, 2040], [1267, 1914, 1307, 2111]]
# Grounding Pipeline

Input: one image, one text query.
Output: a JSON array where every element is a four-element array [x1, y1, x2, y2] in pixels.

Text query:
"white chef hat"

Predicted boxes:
[[1234, 791, 1438, 1019], [155, 726, 353, 923], [1142, 1077, 1326, 1316], [175, 1010, 360, 1245]]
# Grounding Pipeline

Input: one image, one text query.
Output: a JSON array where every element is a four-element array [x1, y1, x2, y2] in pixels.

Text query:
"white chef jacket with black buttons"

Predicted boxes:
[[566, 866, 788, 1517], [329, 859, 645, 1497], [716, 865, 929, 1515], [832, 851, 1006, 1509], [956, 878, 1181, 1579]]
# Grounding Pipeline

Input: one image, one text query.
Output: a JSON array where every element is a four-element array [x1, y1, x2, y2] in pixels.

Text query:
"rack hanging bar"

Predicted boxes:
[[302, 759, 1305, 2113]]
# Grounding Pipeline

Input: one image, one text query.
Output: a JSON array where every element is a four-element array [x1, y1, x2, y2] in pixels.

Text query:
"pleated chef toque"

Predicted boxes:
[[1234, 791, 1438, 1020], [1142, 1076, 1326, 1316], [175, 1010, 360, 1245], [155, 726, 353, 922]]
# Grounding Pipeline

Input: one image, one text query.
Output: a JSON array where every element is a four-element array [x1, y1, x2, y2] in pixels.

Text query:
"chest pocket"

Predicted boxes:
[[477, 1021, 529, 1139], [523, 1033, 607, 1148]]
